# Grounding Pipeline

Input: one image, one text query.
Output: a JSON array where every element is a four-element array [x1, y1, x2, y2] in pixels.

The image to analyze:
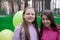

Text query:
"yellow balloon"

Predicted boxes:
[[0, 29, 13, 40], [13, 11, 23, 28]]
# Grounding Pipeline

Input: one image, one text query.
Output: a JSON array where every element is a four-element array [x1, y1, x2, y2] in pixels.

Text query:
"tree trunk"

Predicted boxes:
[[45, 0, 51, 10]]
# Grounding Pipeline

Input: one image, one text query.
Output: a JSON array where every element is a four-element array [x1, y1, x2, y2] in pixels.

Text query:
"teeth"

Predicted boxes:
[[28, 18, 32, 19]]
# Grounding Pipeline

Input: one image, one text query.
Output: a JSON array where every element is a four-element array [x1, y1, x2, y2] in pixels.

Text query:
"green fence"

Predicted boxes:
[[0, 15, 14, 32], [0, 13, 60, 32]]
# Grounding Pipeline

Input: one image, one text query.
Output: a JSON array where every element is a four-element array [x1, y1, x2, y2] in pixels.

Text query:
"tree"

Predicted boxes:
[[45, 0, 51, 10]]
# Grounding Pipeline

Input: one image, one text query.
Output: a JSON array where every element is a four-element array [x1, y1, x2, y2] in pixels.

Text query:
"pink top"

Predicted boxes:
[[41, 26, 60, 40]]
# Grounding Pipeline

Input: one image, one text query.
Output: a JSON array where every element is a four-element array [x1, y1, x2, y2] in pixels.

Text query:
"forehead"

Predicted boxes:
[[42, 15, 48, 18], [25, 9, 35, 13]]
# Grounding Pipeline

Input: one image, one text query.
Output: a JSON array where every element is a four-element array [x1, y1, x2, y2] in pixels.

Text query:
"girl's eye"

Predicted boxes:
[[42, 18, 49, 20], [46, 18, 49, 20], [26, 13, 35, 15], [32, 13, 35, 15], [26, 13, 30, 15]]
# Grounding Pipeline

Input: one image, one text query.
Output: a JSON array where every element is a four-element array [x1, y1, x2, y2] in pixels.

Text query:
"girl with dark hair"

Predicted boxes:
[[13, 7, 39, 40], [40, 10, 60, 40]]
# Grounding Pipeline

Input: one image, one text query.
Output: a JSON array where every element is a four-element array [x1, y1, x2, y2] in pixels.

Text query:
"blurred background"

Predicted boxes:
[[0, 0, 60, 40]]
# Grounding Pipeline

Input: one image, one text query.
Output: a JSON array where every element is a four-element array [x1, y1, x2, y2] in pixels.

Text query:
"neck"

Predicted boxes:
[[44, 26, 51, 29], [28, 23, 32, 26], [26, 22, 32, 26]]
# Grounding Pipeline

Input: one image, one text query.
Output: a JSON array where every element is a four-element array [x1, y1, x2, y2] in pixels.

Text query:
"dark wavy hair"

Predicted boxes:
[[40, 10, 58, 40], [21, 7, 39, 40]]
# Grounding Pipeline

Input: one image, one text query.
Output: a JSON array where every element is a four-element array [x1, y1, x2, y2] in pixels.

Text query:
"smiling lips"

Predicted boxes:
[[27, 17, 34, 20]]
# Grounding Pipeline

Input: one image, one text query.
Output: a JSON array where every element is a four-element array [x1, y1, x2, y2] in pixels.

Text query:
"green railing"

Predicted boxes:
[[0, 15, 14, 32], [0, 13, 60, 32]]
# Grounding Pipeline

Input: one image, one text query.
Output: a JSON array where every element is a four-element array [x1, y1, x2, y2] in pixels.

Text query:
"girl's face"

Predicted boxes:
[[42, 15, 51, 27], [24, 9, 35, 23]]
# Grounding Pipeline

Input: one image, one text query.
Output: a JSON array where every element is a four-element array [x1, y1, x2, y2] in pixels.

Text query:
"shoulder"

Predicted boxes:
[[14, 24, 23, 33], [13, 24, 23, 40], [56, 25, 60, 32], [56, 25, 60, 30]]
